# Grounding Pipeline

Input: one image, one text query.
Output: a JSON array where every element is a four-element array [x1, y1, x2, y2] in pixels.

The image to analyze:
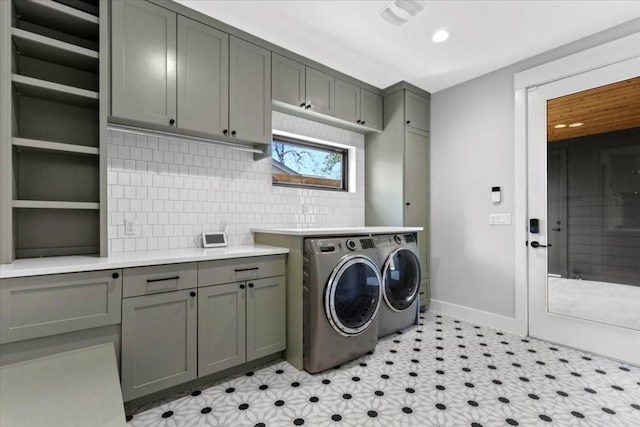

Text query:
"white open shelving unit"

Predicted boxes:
[[2, 0, 106, 261]]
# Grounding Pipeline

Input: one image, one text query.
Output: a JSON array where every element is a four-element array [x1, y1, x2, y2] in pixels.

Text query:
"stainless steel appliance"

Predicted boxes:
[[303, 236, 383, 373], [375, 234, 421, 337]]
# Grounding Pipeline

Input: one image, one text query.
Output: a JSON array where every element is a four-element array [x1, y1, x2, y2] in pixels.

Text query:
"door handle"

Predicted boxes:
[[530, 241, 552, 248], [551, 228, 561, 231]]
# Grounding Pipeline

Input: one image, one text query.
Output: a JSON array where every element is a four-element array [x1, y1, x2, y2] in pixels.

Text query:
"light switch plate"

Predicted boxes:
[[489, 213, 512, 225]]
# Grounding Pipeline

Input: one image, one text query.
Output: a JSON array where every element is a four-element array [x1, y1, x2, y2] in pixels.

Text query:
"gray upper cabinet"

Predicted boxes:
[[110, 3, 271, 145], [229, 36, 271, 144], [121, 288, 198, 401], [360, 89, 383, 131], [111, 0, 177, 127], [272, 53, 305, 108], [404, 90, 430, 132], [334, 79, 360, 125], [177, 16, 228, 135], [306, 67, 334, 116], [335, 80, 383, 131]]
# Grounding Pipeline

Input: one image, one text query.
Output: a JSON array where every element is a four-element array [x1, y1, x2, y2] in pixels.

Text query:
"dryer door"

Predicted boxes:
[[325, 255, 382, 336], [382, 248, 421, 312]]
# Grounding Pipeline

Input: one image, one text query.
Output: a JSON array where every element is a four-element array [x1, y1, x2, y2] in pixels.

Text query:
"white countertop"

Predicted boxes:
[[252, 226, 423, 236], [0, 245, 289, 279]]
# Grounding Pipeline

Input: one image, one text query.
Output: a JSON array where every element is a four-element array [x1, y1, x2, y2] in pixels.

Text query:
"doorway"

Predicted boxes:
[[525, 56, 640, 365]]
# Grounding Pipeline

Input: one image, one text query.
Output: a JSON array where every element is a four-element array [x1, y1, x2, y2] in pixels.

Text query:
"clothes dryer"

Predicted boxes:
[[303, 236, 383, 373], [374, 234, 421, 337]]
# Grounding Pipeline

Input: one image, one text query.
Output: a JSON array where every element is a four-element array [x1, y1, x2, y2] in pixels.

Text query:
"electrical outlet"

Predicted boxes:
[[125, 219, 136, 236], [302, 204, 311, 215]]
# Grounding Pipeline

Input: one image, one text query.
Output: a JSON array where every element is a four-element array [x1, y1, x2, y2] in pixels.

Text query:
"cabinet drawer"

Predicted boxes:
[[123, 263, 197, 298], [198, 255, 285, 287], [0, 270, 122, 344]]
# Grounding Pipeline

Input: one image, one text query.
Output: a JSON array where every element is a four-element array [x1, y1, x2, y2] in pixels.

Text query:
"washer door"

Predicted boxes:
[[325, 255, 382, 336], [382, 248, 421, 312]]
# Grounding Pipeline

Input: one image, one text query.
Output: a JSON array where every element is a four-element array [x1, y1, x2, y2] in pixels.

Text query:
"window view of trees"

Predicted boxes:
[[272, 139, 345, 190]]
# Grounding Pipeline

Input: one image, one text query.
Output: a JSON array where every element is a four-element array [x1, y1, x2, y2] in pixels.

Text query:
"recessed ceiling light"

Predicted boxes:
[[568, 122, 584, 127], [554, 124, 567, 129], [432, 30, 449, 43]]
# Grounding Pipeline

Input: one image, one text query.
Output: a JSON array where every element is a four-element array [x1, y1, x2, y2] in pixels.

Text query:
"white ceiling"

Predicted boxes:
[[175, 1, 640, 93]]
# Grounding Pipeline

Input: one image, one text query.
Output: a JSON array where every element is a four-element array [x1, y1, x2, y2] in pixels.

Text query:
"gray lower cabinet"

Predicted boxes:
[[0, 270, 122, 344], [121, 289, 198, 401], [198, 282, 246, 376], [111, 0, 177, 127], [198, 276, 286, 377]]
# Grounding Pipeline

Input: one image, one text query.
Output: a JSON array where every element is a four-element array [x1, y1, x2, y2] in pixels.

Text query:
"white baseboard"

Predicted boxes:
[[430, 299, 527, 336]]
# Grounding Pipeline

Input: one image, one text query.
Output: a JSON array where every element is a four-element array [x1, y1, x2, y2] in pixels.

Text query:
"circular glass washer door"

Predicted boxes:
[[382, 248, 421, 312], [324, 255, 382, 336]]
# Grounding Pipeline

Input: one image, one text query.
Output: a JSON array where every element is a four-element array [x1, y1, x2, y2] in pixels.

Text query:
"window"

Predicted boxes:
[[272, 135, 347, 191]]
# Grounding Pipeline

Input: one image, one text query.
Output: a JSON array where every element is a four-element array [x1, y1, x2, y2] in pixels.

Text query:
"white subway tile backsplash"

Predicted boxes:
[[107, 112, 365, 252]]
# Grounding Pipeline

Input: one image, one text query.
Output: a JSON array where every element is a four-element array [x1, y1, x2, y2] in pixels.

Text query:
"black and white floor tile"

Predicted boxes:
[[127, 312, 640, 427]]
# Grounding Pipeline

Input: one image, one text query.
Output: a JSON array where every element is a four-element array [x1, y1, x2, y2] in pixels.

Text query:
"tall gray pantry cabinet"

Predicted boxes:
[[0, 0, 108, 263], [111, 0, 271, 144], [366, 84, 431, 308]]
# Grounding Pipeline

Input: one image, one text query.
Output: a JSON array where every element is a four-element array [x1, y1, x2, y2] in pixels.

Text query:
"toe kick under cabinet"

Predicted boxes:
[[120, 256, 286, 401]]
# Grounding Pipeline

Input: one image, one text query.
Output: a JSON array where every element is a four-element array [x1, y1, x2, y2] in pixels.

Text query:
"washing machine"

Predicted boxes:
[[374, 234, 422, 338], [303, 236, 383, 373]]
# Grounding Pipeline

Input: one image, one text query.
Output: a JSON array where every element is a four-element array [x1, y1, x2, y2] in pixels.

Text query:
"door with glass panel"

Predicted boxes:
[[527, 56, 640, 365]]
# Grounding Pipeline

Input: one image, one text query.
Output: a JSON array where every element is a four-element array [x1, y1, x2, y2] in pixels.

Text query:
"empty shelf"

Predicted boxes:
[[12, 28, 99, 72], [13, 0, 99, 41], [13, 74, 98, 108], [13, 200, 100, 210], [13, 137, 99, 156]]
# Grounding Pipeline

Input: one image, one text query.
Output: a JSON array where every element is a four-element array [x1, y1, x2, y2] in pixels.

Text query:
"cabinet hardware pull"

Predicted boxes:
[[240, 284, 246, 289], [305, 104, 312, 109], [406, 120, 411, 124], [190, 291, 196, 297], [234, 267, 259, 272], [361, 121, 365, 125], [223, 129, 228, 135], [169, 118, 175, 125], [112, 272, 120, 279], [146, 276, 180, 283], [405, 202, 410, 206], [300, 103, 306, 108], [357, 120, 361, 124], [231, 130, 237, 136], [248, 283, 254, 288]]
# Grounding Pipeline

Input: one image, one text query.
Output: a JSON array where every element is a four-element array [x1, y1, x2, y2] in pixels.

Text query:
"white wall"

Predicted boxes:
[[430, 19, 640, 330], [107, 111, 365, 252]]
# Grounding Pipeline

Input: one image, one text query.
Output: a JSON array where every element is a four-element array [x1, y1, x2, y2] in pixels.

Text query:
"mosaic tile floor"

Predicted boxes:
[[127, 312, 640, 427]]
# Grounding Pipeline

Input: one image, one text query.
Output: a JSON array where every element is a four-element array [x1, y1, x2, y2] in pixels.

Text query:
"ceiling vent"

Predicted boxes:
[[380, 0, 426, 26]]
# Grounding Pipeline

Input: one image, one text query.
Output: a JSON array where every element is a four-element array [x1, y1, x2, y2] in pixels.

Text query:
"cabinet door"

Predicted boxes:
[[404, 90, 430, 132], [177, 16, 228, 136], [272, 53, 305, 107], [246, 276, 286, 362], [121, 289, 197, 401], [111, 0, 177, 127], [198, 282, 246, 377], [305, 67, 334, 116], [404, 127, 430, 292], [360, 89, 383, 131], [229, 36, 271, 144], [334, 78, 360, 124], [0, 270, 122, 344]]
